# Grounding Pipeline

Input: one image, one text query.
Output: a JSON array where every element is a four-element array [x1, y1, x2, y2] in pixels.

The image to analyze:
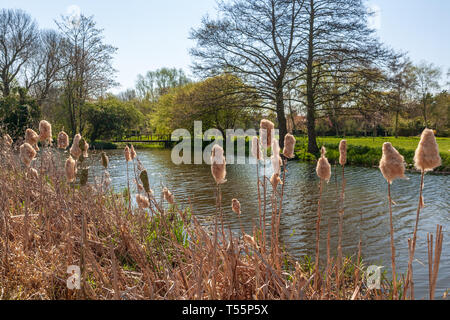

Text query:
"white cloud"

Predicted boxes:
[[66, 5, 81, 28], [367, 4, 381, 31]]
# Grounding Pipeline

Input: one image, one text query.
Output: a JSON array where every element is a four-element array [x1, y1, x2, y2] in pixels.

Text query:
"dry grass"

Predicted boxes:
[[0, 134, 441, 300]]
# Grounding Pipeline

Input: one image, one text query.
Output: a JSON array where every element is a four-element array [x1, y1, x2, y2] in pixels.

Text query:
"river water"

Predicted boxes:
[[88, 148, 449, 299]]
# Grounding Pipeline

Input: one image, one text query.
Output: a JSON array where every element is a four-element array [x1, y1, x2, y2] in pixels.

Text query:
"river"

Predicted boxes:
[[87, 148, 449, 299]]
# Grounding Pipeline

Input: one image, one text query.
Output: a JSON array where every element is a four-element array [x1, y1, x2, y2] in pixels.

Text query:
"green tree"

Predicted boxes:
[[151, 74, 261, 135], [387, 55, 417, 138], [429, 91, 449, 135], [85, 96, 143, 142], [136, 68, 190, 102], [0, 88, 40, 138], [413, 61, 442, 127]]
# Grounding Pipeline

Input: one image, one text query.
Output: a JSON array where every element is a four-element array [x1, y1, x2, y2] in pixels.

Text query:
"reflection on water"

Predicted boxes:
[[87, 149, 449, 299]]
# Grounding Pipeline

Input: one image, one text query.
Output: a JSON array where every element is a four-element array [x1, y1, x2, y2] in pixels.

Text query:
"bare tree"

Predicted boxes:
[[0, 9, 39, 97], [191, 0, 388, 151], [56, 14, 117, 136], [297, 0, 389, 152], [23, 29, 66, 103], [386, 54, 416, 138], [413, 61, 442, 127], [191, 0, 308, 148]]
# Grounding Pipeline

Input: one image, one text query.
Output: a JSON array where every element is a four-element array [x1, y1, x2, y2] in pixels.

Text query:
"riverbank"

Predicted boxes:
[[0, 142, 392, 300], [2, 133, 448, 300], [93, 135, 450, 173], [294, 136, 450, 173]]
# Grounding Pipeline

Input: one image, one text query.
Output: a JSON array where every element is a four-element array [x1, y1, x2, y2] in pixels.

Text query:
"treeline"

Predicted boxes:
[[1, 3, 449, 150], [0, 8, 142, 141], [188, 0, 450, 153]]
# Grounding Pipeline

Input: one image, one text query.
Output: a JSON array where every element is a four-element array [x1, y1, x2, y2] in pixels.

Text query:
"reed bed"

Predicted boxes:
[[0, 124, 444, 300]]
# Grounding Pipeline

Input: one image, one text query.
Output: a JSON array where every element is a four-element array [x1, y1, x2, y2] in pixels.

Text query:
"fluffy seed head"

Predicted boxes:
[[283, 134, 296, 158], [80, 138, 89, 158], [3, 134, 13, 147], [101, 152, 109, 169], [39, 120, 53, 143], [124, 146, 131, 162], [136, 180, 144, 193], [19, 143, 36, 167], [57, 131, 69, 149], [65, 156, 77, 183], [211, 145, 227, 184], [244, 234, 258, 248], [270, 172, 283, 189], [136, 194, 150, 209], [414, 129, 441, 172], [232, 199, 241, 215], [70, 134, 82, 160], [163, 187, 175, 205], [271, 152, 281, 175], [25, 129, 39, 150], [251, 136, 262, 160], [260, 119, 275, 149], [316, 146, 331, 182], [379, 142, 406, 184], [272, 138, 280, 155], [29, 168, 39, 180], [339, 140, 347, 166], [130, 145, 137, 160]]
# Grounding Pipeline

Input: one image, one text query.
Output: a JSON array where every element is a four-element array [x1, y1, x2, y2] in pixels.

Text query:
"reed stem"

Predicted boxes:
[[404, 170, 425, 299], [315, 179, 323, 292], [388, 183, 398, 300]]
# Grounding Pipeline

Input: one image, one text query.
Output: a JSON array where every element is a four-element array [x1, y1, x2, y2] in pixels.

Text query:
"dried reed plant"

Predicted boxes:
[[314, 146, 331, 293], [57, 131, 69, 150], [25, 128, 40, 151], [0, 124, 438, 301], [404, 129, 442, 299], [379, 142, 406, 300], [336, 140, 347, 298]]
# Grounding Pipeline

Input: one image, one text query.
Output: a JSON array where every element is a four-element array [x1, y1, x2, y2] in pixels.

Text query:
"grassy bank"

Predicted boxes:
[[294, 136, 450, 173]]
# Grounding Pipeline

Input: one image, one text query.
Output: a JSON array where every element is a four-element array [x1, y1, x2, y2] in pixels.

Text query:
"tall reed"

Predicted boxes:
[[0, 122, 445, 301], [404, 129, 442, 299], [315, 146, 331, 293], [336, 140, 347, 297], [379, 142, 406, 300]]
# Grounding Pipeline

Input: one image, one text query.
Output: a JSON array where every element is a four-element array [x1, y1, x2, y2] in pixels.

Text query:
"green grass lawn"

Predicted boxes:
[[316, 136, 450, 155], [294, 136, 450, 172]]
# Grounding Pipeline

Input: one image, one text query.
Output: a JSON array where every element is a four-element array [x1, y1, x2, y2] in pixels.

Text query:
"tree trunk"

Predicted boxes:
[[422, 97, 428, 128], [395, 110, 399, 138], [275, 88, 287, 149], [1, 72, 10, 97], [306, 0, 319, 154]]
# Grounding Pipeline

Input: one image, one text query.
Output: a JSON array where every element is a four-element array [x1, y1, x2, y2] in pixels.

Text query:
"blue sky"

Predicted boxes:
[[2, 0, 449, 93]]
